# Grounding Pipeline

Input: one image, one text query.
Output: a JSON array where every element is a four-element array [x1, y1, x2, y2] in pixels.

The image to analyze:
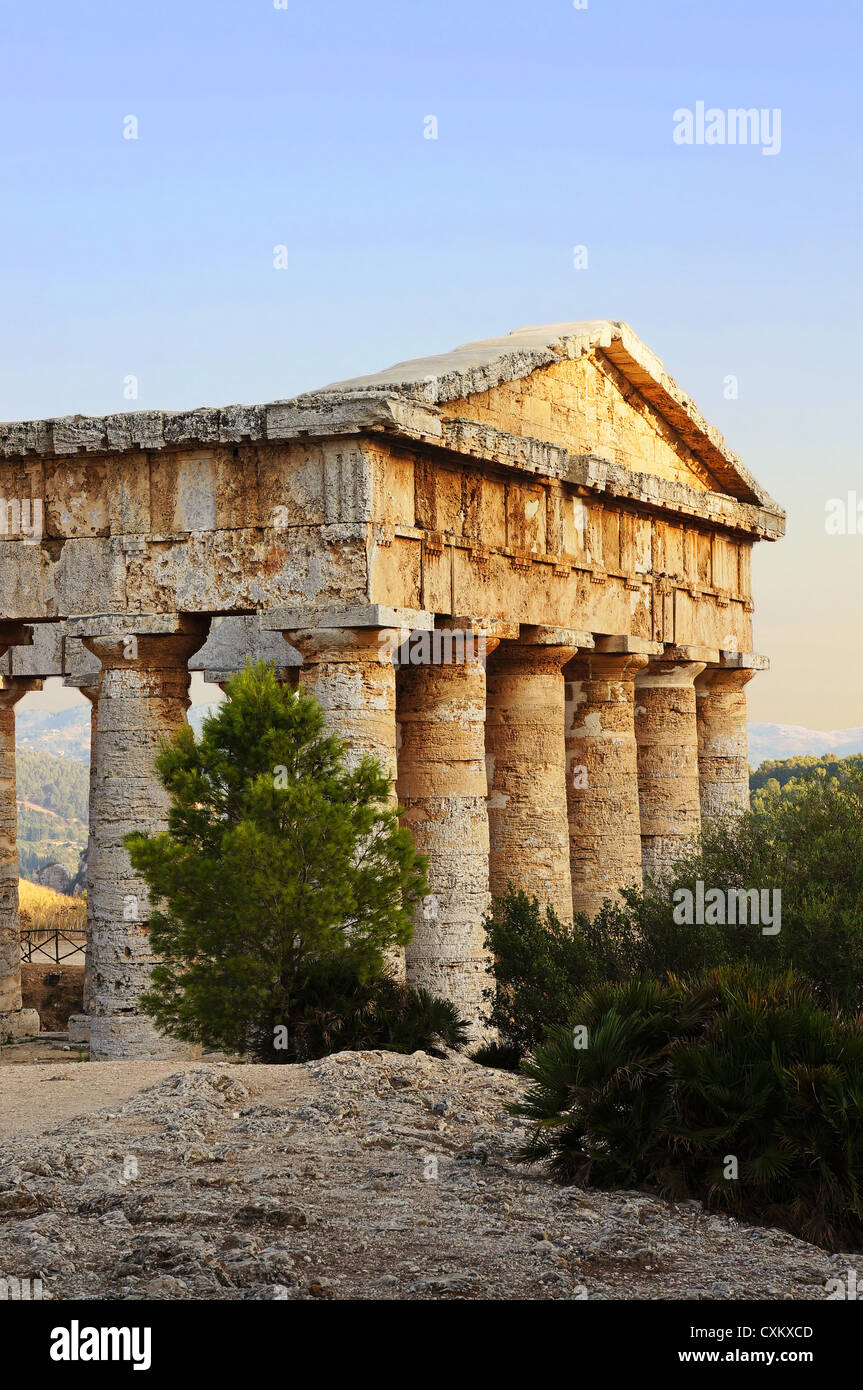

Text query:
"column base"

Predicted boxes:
[[88, 1015, 201, 1062], [406, 951, 490, 1046], [0, 1007, 40, 1042]]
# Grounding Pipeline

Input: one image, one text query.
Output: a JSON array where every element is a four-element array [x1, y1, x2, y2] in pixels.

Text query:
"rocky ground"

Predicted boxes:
[[0, 1049, 856, 1301]]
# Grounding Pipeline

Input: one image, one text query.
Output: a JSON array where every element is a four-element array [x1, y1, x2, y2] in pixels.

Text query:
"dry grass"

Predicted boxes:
[[18, 879, 86, 935]]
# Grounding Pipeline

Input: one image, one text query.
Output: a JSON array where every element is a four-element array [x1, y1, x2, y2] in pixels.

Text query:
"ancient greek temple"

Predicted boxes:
[[0, 322, 784, 1058]]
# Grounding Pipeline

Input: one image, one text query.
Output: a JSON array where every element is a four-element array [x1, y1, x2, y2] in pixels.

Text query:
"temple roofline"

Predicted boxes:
[[0, 321, 784, 526]]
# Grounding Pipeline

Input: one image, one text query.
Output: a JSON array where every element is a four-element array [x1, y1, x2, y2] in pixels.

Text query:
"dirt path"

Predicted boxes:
[[0, 1055, 308, 1142]]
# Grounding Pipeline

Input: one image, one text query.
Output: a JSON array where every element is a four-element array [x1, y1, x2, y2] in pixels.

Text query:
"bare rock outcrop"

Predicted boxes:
[[0, 1052, 851, 1301]]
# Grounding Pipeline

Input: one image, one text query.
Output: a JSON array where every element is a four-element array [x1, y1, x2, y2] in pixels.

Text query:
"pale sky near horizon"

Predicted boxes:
[[2, 0, 861, 727]]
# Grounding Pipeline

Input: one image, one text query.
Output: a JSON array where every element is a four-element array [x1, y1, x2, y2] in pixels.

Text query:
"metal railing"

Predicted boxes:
[[20, 926, 86, 964]]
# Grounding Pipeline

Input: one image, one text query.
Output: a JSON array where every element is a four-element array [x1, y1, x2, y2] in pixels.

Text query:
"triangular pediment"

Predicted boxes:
[[310, 320, 775, 508]]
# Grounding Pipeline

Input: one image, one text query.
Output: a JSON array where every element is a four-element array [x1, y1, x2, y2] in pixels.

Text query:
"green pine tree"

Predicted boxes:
[[126, 660, 429, 1059]]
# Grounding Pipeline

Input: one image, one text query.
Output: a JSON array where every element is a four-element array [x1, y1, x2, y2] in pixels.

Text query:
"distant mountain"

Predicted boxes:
[[15, 707, 91, 762], [15, 703, 219, 765], [748, 724, 863, 767], [14, 705, 219, 882], [16, 748, 88, 880]]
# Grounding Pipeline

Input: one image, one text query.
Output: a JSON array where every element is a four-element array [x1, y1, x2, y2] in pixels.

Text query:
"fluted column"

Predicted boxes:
[[485, 628, 581, 923], [695, 666, 756, 818], [565, 651, 649, 916], [0, 677, 42, 1040], [396, 625, 498, 1036], [634, 658, 706, 878], [79, 622, 208, 1060], [283, 626, 399, 777], [285, 622, 405, 980]]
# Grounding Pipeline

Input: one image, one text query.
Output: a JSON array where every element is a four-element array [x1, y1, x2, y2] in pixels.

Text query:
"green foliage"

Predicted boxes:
[[481, 889, 602, 1062], [253, 959, 468, 1062], [15, 747, 89, 822], [482, 771, 863, 1068], [750, 750, 863, 798], [619, 773, 863, 1012], [126, 660, 429, 1059], [16, 748, 88, 874], [515, 966, 863, 1251]]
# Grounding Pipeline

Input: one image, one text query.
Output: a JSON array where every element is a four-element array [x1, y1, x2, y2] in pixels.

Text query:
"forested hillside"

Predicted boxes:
[[16, 749, 88, 821], [750, 751, 863, 808], [16, 748, 88, 879]]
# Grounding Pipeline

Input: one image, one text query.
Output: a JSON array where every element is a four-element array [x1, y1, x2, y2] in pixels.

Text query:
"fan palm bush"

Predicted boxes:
[[515, 965, 863, 1250]]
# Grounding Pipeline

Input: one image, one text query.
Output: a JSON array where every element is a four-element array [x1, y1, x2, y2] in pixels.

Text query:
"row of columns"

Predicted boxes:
[[0, 614, 757, 1054]]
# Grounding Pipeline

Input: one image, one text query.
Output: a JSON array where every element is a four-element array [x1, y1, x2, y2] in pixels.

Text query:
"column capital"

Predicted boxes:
[[635, 657, 707, 689], [568, 650, 651, 682], [695, 664, 757, 694], [80, 622, 209, 672], [285, 625, 407, 667], [493, 636, 581, 671]]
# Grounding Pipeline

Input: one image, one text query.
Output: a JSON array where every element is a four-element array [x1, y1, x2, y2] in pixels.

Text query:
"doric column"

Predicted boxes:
[[0, 676, 42, 1040], [283, 614, 413, 983], [281, 627, 399, 777], [695, 662, 759, 819], [396, 622, 499, 1036], [634, 655, 706, 878], [485, 627, 585, 923], [565, 644, 653, 917], [74, 618, 209, 1060]]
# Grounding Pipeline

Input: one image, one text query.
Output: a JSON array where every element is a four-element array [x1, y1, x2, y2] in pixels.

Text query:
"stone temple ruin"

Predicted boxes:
[[0, 321, 785, 1058]]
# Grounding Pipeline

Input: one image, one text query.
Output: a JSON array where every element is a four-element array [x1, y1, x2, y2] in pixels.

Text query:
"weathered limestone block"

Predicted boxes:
[[0, 620, 62, 678], [191, 614, 301, 686], [485, 629, 582, 923], [0, 675, 42, 1039], [634, 658, 706, 878], [79, 623, 208, 1061], [396, 626, 498, 1036], [565, 650, 649, 916], [695, 666, 755, 818]]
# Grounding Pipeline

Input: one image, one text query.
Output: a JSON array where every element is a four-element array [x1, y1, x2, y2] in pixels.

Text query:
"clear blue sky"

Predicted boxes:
[[2, 0, 861, 725]]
